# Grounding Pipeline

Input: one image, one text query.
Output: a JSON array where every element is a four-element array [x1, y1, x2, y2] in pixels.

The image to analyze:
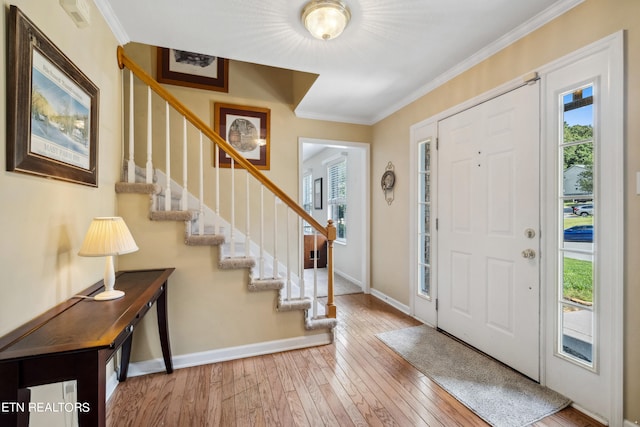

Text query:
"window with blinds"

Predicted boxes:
[[302, 172, 313, 234], [327, 157, 347, 242]]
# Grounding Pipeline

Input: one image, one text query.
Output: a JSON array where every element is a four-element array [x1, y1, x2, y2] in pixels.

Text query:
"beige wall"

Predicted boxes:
[[0, 1, 121, 335], [371, 0, 640, 421], [0, 3, 120, 424]]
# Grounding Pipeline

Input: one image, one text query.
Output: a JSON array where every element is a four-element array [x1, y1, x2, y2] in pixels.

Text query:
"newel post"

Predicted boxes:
[[326, 220, 337, 318]]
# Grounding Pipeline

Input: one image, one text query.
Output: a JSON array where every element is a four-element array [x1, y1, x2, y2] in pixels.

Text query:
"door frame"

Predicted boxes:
[[409, 75, 539, 327], [298, 137, 371, 294], [409, 32, 623, 424]]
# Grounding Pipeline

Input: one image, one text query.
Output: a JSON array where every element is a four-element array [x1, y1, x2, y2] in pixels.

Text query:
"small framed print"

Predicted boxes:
[[157, 47, 228, 92], [214, 103, 270, 170], [314, 178, 323, 209]]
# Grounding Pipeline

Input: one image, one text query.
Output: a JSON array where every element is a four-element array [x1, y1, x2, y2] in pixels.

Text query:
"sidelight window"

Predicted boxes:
[[557, 84, 595, 368], [418, 139, 432, 298]]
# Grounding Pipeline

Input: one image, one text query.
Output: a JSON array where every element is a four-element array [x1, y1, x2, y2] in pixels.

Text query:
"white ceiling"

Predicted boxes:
[[95, 0, 581, 125]]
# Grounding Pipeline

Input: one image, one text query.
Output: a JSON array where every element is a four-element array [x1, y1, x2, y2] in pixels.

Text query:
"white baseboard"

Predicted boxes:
[[106, 371, 119, 401], [126, 332, 333, 378], [624, 419, 638, 427], [369, 288, 410, 315], [334, 269, 362, 288]]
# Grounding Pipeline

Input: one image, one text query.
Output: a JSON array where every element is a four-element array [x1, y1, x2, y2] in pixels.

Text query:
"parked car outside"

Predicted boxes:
[[572, 204, 593, 216], [564, 225, 593, 242]]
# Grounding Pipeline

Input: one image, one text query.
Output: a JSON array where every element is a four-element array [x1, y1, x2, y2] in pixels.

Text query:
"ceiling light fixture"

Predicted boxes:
[[302, 0, 351, 41]]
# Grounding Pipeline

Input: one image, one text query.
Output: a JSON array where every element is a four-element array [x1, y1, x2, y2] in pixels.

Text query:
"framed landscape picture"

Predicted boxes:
[[214, 103, 270, 170], [6, 6, 99, 187], [157, 47, 228, 92]]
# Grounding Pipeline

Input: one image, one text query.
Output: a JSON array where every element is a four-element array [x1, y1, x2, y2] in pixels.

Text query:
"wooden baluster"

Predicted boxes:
[[286, 208, 291, 300], [127, 70, 135, 183], [313, 231, 319, 318], [245, 170, 251, 256], [260, 185, 265, 279], [198, 132, 204, 236], [326, 220, 337, 318], [164, 102, 172, 211], [273, 197, 278, 279], [181, 117, 188, 211], [230, 158, 235, 257], [215, 143, 220, 235], [299, 218, 305, 300], [146, 86, 153, 184]]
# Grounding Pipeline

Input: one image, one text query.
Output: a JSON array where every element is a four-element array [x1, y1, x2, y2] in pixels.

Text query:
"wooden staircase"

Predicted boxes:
[[115, 46, 338, 341]]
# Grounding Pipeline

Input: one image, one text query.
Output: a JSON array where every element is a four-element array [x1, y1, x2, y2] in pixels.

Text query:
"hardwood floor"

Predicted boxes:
[[106, 294, 604, 426]]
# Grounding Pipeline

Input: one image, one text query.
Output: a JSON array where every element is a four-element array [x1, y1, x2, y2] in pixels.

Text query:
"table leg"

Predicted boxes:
[[16, 388, 30, 427], [118, 333, 133, 382], [0, 362, 19, 427], [76, 351, 107, 427], [156, 282, 173, 374]]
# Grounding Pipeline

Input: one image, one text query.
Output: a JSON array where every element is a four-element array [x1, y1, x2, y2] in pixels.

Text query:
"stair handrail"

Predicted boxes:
[[117, 46, 329, 238], [117, 46, 337, 318]]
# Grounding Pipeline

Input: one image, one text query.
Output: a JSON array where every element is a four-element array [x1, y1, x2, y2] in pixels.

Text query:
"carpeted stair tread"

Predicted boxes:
[[249, 277, 284, 292], [278, 296, 312, 312], [150, 210, 198, 221], [219, 256, 256, 270], [185, 233, 225, 246], [116, 182, 161, 194], [306, 316, 338, 330]]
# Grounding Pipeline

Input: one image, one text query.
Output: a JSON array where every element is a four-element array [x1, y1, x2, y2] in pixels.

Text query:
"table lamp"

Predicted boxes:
[[78, 217, 139, 300]]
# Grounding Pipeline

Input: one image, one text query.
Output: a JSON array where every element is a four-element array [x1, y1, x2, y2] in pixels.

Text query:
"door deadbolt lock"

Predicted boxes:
[[521, 249, 536, 259], [524, 228, 536, 239]]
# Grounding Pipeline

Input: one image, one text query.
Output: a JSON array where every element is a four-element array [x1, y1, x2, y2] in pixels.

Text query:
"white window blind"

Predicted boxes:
[[327, 157, 347, 242], [302, 172, 313, 234]]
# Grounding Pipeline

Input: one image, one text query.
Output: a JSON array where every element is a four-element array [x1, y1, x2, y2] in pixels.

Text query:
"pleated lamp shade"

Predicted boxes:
[[78, 217, 138, 256], [78, 217, 138, 300]]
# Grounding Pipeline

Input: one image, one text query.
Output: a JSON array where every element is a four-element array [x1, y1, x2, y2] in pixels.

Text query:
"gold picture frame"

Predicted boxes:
[[214, 103, 270, 170]]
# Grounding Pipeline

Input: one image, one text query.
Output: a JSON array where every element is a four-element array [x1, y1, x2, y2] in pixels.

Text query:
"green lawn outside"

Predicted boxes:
[[563, 215, 593, 228], [563, 257, 593, 303]]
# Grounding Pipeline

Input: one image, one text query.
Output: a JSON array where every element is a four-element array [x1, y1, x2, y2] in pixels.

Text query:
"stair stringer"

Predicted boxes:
[[116, 166, 337, 332]]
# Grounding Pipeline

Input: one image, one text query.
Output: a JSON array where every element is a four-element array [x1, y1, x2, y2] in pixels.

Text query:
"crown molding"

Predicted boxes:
[[93, 0, 130, 45], [369, 0, 585, 124]]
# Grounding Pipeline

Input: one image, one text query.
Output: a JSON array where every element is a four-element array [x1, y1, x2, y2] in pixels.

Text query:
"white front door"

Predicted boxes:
[[437, 82, 540, 381]]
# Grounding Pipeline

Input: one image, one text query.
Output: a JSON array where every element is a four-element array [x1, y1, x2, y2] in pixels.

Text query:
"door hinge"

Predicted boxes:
[[436, 138, 439, 150], [435, 298, 439, 311], [436, 218, 439, 230]]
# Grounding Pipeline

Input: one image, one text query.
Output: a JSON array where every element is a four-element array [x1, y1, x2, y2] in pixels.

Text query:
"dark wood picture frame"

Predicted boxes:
[[214, 103, 270, 170], [157, 47, 228, 92], [314, 178, 323, 210], [6, 6, 99, 187]]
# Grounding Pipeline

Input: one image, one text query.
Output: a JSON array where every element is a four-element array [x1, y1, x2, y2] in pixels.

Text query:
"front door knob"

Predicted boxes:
[[521, 249, 536, 259]]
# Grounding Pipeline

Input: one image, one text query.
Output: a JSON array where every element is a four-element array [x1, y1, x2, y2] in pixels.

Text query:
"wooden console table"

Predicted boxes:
[[0, 268, 175, 427]]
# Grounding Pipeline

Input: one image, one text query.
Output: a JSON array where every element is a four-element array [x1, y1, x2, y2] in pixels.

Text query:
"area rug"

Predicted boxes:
[[377, 325, 571, 427]]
